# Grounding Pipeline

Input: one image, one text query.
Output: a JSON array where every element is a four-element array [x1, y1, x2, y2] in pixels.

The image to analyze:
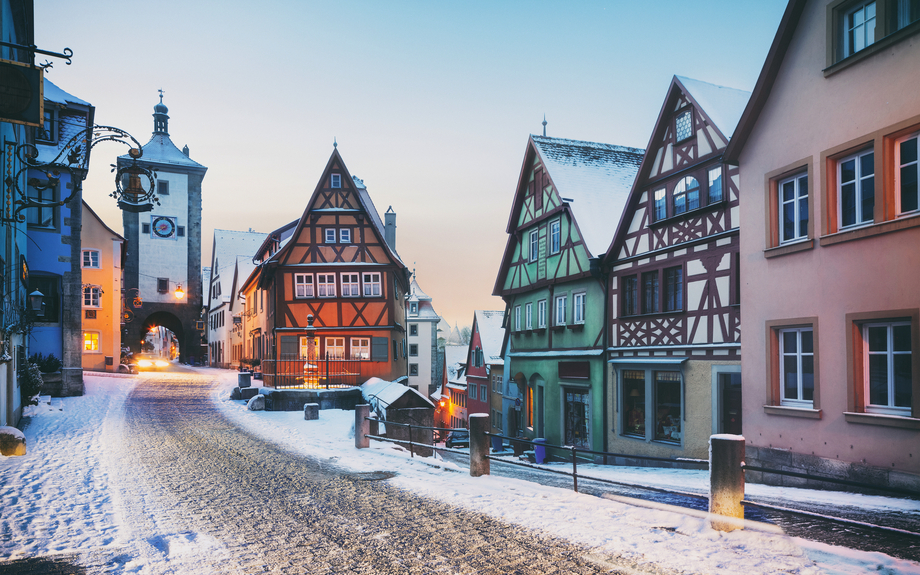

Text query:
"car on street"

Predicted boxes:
[[445, 430, 470, 448], [132, 353, 170, 371]]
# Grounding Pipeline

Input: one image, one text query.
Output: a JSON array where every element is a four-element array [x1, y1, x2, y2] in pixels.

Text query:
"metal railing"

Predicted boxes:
[[362, 417, 469, 458], [261, 354, 363, 389]]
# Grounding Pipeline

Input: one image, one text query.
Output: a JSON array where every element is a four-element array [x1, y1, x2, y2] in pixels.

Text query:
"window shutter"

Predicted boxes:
[[371, 337, 388, 361], [279, 336, 297, 359]]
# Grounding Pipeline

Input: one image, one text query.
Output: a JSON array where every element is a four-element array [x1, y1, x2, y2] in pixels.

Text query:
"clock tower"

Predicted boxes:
[[120, 94, 207, 362]]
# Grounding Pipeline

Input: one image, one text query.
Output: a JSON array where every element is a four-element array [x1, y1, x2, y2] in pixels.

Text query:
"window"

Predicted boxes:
[[664, 266, 683, 312], [82, 249, 100, 269], [158, 180, 169, 196], [481, 384, 488, 401], [472, 347, 483, 368], [294, 273, 314, 298], [779, 328, 815, 407], [675, 109, 693, 142], [653, 188, 667, 221], [26, 180, 57, 229], [550, 219, 561, 254], [538, 300, 547, 328], [29, 275, 60, 322], [325, 337, 345, 359], [409, 344, 418, 357], [708, 167, 723, 204], [573, 293, 586, 324], [325, 229, 336, 243], [351, 338, 370, 360], [339, 228, 351, 243], [317, 274, 336, 297], [844, 1, 877, 57], [331, 173, 341, 188], [341, 273, 360, 297], [623, 370, 646, 438], [838, 149, 875, 228], [409, 302, 418, 315], [142, 223, 151, 234], [673, 176, 700, 215], [530, 229, 539, 262], [779, 172, 809, 243], [622, 275, 638, 316], [654, 371, 682, 443], [38, 108, 56, 142], [525, 302, 533, 330], [864, 321, 911, 415], [83, 285, 101, 308], [896, 132, 919, 214], [554, 295, 567, 326], [514, 305, 521, 331], [409, 364, 419, 376], [83, 331, 99, 352], [642, 271, 659, 315], [363, 272, 381, 296], [409, 323, 418, 336], [492, 373, 502, 393]]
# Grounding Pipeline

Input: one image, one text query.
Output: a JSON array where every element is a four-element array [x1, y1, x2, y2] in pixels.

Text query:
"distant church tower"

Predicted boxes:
[[120, 93, 207, 361]]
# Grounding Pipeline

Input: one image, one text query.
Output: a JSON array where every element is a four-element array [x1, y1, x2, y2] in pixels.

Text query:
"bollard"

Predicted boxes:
[[355, 404, 370, 449], [469, 414, 490, 477], [709, 434, 745, 532]]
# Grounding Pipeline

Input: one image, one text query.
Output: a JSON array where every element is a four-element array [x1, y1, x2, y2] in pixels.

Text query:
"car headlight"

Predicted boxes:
[[155, 360, 169, 367], [137, 360, 152, 368]]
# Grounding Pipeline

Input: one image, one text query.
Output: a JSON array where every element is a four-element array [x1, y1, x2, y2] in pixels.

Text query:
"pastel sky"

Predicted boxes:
[[35, 1, 787, 329]]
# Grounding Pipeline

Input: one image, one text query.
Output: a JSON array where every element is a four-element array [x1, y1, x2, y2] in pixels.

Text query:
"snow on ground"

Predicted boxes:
[[1, 370, 918, 575]]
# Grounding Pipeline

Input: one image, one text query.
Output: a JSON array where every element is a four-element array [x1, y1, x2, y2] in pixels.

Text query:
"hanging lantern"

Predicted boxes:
[[174, 284, 185, 299], [114, 152, 157, 213]]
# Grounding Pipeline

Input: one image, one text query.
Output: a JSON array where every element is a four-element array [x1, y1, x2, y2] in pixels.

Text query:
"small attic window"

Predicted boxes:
[[158, 180, 169, 195], [331, 174, 341, 188], [675, 109, 693, 142]]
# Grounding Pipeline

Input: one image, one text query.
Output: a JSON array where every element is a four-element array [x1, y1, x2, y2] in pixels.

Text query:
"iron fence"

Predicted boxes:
[[261, 354, 363, 389]]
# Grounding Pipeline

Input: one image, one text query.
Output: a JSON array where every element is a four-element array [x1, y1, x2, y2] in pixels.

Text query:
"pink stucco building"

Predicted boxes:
[[725, 0, 920, 490]]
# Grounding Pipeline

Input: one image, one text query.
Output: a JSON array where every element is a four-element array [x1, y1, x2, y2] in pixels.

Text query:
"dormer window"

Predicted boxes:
[[331, 173, 341, 188], [410, 302, 418, 315], [675, 109, 693, 142], [37, 108, 56, 143]]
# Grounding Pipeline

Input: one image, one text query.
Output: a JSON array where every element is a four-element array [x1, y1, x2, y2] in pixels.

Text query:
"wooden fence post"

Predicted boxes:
[[709, 434, 745, 531], [469, 413, 490, 477], [355, 404, 370, 449]]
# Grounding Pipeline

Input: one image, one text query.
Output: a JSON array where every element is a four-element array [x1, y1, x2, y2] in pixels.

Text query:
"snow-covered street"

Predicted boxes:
[[1, 370, 918, 574]]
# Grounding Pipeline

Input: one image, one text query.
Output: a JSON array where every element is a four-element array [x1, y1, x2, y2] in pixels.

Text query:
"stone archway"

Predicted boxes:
[[140, 311, 184, 360]]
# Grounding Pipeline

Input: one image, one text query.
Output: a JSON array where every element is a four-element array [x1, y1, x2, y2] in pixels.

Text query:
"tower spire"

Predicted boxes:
[[542, 114, 547, 137], [153, 90, 169, 136]]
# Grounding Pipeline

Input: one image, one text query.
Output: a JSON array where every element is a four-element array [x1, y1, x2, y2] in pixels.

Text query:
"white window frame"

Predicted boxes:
[[674, 176, 700, 214], [299, 336, 319, 358], [653, 187, 667, 221], [863, 321, 911, 416], [340, 273, 360, 297], [362, 272, 381, 297], [779, 172, 809, 244], [573, 292, 586, 325], [895, 132, 919, 215], [708, 166, 723, 204], [779, 327, 815, 407], [317, 274, 336, 298], [351, 337, 370, 360], [843, 1, 876, 58], [514, 305, 521, 331], [325, 228, 336, 243], [83, 285, 101, 308], [529, 229, 539, 262], [550, 219, 561, 254], [538, 299, 547, 329], [554, 295, 567, 326], [339, 228, 351, 243], [325, 337, 345, 359], [294, 273, 314, 298], [331, 173, 342, 188], [82, 249, 101, 269], [838, 148, 875, 229], [83, 330, 100, 352], [525, 302, 533, 330]]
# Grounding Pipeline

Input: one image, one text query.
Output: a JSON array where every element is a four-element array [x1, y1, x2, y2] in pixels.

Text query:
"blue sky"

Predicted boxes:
[[36, 0, 787, 327]]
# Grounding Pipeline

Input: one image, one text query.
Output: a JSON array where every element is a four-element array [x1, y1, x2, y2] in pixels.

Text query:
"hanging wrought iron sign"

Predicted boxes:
[[3, 124, 160, 221]]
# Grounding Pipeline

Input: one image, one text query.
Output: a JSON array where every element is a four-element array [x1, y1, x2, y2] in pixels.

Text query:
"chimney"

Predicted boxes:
[[385, 206, 397, 252]]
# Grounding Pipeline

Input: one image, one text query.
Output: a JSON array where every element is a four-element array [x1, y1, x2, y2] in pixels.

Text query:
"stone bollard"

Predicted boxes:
[[238, 372, 252, 388], [304, 403, 319, 420], [469, 413, 490, 477], [0, 426, 26, 456], [355, 404, 370, 449], [709, 434, 745, 532]]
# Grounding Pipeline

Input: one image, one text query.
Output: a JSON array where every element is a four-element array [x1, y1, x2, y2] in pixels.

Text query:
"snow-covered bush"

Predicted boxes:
[[20, 362, 43, 406]]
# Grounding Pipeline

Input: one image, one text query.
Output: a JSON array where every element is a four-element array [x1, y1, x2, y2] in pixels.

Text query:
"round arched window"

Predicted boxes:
[[673, 176, 700, 214]]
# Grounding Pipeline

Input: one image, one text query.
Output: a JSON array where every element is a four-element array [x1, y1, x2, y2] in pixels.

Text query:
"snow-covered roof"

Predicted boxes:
[[44, 78, 91, 107], [444, 344, 467, 385], [408, 275, 431, 301], [210, 229, 268, 308], [532, 136, 643, 257], [475, 310, 505, 365], [675, 76, 751, 139], [120, 132, 206, 169], [361, 377, 434, 418]]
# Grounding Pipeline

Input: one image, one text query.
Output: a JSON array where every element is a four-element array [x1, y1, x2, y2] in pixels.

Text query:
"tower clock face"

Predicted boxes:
[[152, 216, 176, 238]]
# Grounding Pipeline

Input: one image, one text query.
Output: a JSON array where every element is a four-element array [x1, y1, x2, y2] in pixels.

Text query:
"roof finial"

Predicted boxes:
[[158, 88, 165, 103], [542, 114, 547, 137], [333, 137, 337, 149]]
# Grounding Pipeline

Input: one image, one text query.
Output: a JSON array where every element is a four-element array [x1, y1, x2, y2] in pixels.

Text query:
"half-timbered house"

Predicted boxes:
[[494, 135, 643, 451], [239, 148, 410, 387], [602, 76, 749, 460], [464, 310, 505, 429]]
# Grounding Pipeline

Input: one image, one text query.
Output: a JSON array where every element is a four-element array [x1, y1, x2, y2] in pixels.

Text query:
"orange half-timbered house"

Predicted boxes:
[[603, 76, 750, 461], [240, 148, 410, 387]]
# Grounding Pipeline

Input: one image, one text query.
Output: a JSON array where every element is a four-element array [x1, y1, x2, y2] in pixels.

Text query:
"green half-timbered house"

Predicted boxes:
[[494, 135, 642, 451]]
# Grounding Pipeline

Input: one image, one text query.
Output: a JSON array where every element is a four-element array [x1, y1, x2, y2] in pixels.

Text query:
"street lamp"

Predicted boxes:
[[28, 290, 44, 313], [174, 284, 185, 299]]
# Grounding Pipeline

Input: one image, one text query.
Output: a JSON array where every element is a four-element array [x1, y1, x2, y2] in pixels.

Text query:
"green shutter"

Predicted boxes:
[[372, 337, 388, 361]]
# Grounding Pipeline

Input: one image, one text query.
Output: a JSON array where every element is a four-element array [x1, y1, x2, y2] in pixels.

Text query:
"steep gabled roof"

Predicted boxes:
[[674, 76, 751, 140], [723, 0, 808, 164], [82, 200, 124, 242], [474, 310, 505, 365]]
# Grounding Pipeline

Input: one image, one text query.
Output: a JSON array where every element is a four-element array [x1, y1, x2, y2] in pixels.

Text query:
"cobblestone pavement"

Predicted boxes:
[[34, 372, 676, 575]]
